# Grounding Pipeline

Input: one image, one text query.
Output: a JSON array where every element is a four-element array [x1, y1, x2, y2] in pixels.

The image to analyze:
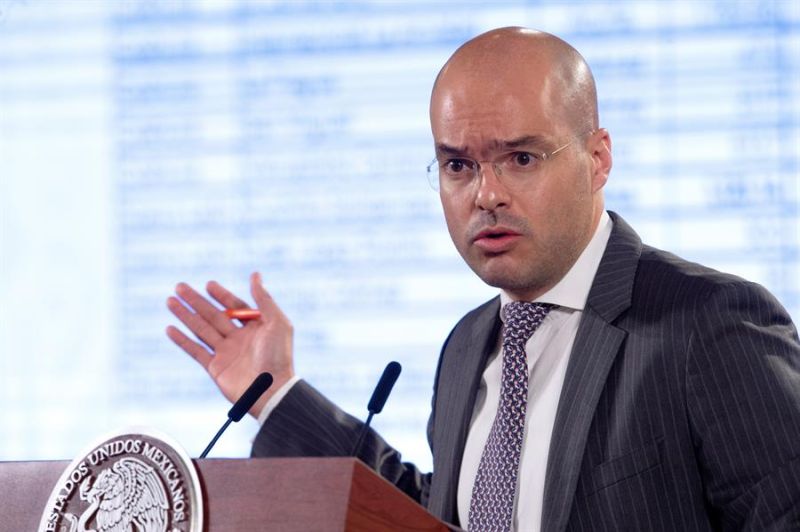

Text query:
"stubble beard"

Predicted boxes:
[[469, 247, 563, 300], [463, 221, 587, 301]]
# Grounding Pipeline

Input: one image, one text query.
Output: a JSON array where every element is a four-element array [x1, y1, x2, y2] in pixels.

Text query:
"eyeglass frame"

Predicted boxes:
[[426, 129, 596, 192]]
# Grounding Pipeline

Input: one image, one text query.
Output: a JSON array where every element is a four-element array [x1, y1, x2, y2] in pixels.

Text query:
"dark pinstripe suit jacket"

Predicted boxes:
[[253, 212, 800, 531]]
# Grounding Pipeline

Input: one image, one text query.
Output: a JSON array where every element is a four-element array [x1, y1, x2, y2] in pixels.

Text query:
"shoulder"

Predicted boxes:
[[622, 244, 799, 365], [446, 297, 500, 338], [635, 244, 789, 317], [603, 212, 788, 319], [436, 296, 500, 366], [431, 296, 500, 389]]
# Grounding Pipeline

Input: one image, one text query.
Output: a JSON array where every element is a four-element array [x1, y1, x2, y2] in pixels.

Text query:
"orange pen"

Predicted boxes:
[[225, 309, 261, 321]]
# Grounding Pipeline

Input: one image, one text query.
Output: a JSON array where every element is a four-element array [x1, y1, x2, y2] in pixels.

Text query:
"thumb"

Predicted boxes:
[[250, 272, 279, 315]]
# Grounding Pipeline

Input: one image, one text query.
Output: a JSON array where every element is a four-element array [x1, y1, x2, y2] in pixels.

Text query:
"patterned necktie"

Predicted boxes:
[[468, 301, 554, 531]]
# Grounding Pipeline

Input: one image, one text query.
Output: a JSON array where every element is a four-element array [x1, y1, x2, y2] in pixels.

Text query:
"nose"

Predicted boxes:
[[474, 162, 511, 211]]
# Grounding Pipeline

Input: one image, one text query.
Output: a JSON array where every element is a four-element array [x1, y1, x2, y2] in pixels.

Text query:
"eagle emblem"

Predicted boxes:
[[62, 457, 169, 532], [40, 430, 202, 532]]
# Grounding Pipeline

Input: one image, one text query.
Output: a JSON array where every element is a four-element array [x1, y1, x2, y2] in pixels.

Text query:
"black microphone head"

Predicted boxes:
[[227, 372, 273, 422], [367, 361, 401, 414]]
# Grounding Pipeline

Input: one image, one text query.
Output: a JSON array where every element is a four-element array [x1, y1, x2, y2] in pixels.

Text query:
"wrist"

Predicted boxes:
[[252, 375, 301, 422], [248, 371, 295, 418]]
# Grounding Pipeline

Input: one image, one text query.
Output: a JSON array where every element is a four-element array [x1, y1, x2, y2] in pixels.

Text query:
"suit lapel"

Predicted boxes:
[[429, 296, 502, 523], [541, 212, 642, 531]]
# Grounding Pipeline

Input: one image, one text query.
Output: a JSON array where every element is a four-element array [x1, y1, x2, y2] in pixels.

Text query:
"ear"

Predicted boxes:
[[589, 128, 612, 192]]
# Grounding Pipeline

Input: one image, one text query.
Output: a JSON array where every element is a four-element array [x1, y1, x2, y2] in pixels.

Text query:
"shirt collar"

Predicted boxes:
[[500, 210, 612, 319]]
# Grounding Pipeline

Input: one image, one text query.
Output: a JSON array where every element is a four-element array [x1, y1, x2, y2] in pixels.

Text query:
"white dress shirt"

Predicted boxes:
[[457, 211, 612, 531]]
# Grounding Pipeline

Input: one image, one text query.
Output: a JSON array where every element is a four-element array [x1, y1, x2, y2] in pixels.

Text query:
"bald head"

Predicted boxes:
[[431, 27, 598, 135], [429, 28, 613, 301]]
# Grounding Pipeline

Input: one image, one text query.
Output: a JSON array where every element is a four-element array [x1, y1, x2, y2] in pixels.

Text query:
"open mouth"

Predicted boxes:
[[473, 228, 521, 252]]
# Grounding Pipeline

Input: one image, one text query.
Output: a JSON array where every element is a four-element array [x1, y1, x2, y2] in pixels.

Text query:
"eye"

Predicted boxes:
[[512, 151, 540, 167], [443, 159, 473, 174]]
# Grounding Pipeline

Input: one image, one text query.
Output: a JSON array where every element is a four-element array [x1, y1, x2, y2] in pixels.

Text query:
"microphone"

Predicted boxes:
[[200, 372, 273, 458], [351, 361, 402, 457]]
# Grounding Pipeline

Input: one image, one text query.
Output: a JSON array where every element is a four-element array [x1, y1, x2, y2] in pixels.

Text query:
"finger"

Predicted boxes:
[[207, 280, 251, 312], [166, 325, 213, 370], [250, 272, 283, 318], [175, 282, 237, 337], [167, 294, 225, 348]]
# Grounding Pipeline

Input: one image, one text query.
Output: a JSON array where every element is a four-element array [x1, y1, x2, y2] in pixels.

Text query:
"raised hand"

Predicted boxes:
[[166, 272, 294, 418]]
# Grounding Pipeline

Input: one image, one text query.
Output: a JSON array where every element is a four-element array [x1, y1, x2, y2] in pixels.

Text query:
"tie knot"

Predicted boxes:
[[503, 302, 554, 345]]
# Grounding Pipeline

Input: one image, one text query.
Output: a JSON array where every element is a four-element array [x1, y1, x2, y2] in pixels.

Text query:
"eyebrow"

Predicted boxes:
[[435, 143, 468, 157], [435, 135, 550, 157], [499, 135, 549, 149]]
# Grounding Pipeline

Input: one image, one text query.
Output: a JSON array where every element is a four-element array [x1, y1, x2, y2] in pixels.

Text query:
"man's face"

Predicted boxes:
[[430, 69, 608, 301]]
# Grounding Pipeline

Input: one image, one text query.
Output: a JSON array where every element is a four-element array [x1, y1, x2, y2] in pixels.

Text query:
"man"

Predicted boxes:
[[167, 28, 800, 530]]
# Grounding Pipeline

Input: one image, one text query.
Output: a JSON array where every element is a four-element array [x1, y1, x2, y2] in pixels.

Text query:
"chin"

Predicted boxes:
[[475, 268, 529, 292], [473, 262, 551, 299]]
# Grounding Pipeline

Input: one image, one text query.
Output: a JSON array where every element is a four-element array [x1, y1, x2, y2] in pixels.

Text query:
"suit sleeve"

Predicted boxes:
[[251, 379, 432, 506], [687, 280, 800, 530]]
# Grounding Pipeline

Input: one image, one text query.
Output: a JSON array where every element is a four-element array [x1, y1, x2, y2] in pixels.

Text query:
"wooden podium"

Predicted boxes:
[[0, 457, 453, 531]]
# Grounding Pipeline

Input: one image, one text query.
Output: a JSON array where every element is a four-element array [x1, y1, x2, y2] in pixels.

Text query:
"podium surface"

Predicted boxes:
[[0, 457, 451, 531]]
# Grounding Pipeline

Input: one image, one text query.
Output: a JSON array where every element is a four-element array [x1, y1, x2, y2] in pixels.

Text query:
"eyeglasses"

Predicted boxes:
[[426, 131, 592, 192]]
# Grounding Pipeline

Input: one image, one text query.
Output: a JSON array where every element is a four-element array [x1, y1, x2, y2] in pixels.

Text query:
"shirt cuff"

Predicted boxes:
[[256, 375, 301, 426]]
